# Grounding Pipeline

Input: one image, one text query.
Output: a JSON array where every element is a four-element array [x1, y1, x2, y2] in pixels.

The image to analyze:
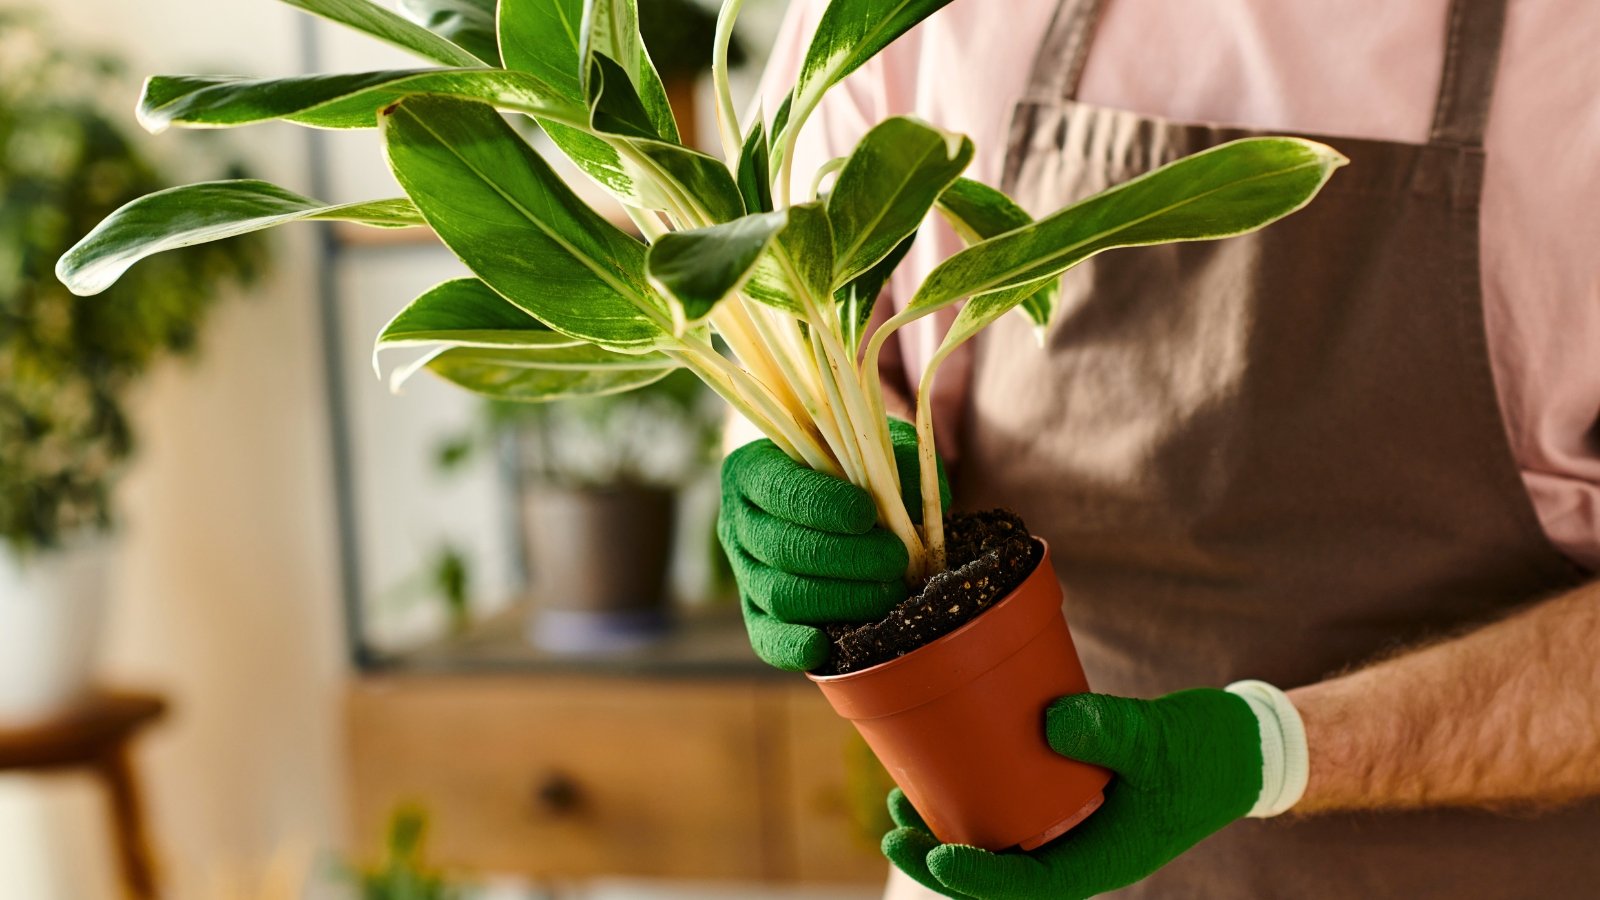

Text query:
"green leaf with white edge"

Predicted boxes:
[[587, 52, 664, 140], [537, 120, 746, 224], [139, 69, 584, 133], [625, 138, 746, 224], [416, 345, 680, 402], [744, 201, 832, 315], [381, 95, 670, 351], [770, 92, 793, 150], [278, 0, 482, 67], [737, 116, 773, 214], [498, 0, 586, 104], [498, 0, 732, 222], [935, 177, 1058, 332], [827, 116, 971, 287], [782, 0, 956, 157], [646, 211, 789, 326], [399, 0, 501, 65], [837, 229, 914, 351], [376, 278, 585, 366], [57, 180, 423, 296], [935, 177, 1030, 243], [580, 0, 678, 143], [905, 137, 1348, 320]]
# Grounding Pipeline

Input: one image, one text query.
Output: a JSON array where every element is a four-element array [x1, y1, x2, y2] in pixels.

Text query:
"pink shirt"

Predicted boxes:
[[765, 0, 1600, 570]]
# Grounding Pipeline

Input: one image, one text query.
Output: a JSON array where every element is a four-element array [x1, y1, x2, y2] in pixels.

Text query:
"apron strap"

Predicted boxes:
[[1429, 0, 1511, 147], [1024, 0, 1106, 102], [1023, 0, 1508, 148]]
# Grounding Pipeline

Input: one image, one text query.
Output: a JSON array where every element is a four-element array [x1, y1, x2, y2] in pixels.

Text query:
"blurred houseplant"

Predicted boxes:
[[351, 805, 461, 900], [0, 9, 261, 722], [441, 369, 724, 651]]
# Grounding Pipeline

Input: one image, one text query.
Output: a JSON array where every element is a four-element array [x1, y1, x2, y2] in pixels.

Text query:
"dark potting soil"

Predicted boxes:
[[816, 509, 1042, 676]]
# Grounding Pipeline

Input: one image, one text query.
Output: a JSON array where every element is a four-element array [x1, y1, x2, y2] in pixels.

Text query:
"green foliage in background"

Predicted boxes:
[[59, 0, 1342, 581], [354, 805, 461, 900], [1, 10, 263, 553]]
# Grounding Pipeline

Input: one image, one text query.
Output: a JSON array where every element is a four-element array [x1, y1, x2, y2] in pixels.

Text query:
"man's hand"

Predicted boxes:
[[718, 419, 949, 671], [883, 689, 1265, 900]]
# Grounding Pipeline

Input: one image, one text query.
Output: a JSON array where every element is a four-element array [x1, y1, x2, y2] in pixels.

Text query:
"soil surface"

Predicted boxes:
[[816, 509, 1042, 676]]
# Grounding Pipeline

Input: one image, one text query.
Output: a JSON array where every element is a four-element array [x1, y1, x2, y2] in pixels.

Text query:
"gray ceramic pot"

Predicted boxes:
[[521, 485, 677, 652]]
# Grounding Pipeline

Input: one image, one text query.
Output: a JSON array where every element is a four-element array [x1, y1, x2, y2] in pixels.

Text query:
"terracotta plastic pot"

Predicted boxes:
[[808, 542, 1111, 851]]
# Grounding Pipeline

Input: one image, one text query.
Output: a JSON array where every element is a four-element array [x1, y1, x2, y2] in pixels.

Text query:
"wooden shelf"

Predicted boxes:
[[375, 605, 780, 680]]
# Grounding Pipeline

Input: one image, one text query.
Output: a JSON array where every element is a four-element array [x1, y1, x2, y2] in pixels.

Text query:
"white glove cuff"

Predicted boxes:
[[1226, 679, 1309, 818]]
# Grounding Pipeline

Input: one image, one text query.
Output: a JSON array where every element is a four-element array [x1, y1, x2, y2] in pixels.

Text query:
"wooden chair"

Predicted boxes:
[[0, 692, 168, 900]]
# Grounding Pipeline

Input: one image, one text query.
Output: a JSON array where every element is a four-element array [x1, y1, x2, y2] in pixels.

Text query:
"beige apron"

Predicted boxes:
[[892, 0, 1599, 896]]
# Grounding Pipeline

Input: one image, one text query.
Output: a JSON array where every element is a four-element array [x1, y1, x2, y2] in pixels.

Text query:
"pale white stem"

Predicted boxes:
[[915, 369, 947, 576], [801, 287, 925, 571], [625, 205, 669, 240], [682, 338, 841, 478], [712, 0, 748, 162], [811, 328, 869, 485], [809, 157, 847, 201], [711, 304, 810, 427], [736, 298, 853, 470]]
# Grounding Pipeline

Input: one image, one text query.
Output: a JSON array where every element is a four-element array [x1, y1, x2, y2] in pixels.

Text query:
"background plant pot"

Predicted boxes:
[[808, 542, 1111, 852], [0, 536, 112, 725], [522, 485, 678, 653]]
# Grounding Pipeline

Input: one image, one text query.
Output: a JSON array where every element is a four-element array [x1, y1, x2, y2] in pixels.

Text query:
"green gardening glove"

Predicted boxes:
[[719, 418, 950, 672], [883, 689, 1266, 899]]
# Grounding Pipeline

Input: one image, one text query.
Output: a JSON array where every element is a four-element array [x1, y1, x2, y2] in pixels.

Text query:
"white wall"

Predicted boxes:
[[0, 2, 346, 897]]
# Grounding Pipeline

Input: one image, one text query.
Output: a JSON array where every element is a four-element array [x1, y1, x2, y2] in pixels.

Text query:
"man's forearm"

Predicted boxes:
[[1288, 580, 1600, 813]]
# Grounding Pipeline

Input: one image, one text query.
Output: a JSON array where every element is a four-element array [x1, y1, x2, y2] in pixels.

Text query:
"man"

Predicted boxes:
[[720, 0, 1600, 897]]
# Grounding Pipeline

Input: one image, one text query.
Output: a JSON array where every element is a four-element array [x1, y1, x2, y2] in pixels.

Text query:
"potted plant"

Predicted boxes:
[[0, 11, 260, 725], [58, 0, 1341, 850], [436, 370, 723, 651], [349, 805, 462, 900]]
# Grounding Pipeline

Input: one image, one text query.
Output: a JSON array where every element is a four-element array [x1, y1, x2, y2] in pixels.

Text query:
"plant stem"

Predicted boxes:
[[915, 359, 948, 576], [800, 288, 925, 572], [811, 327, 868, 485], [624, 205, 669, 240], [681, 337, 841, 478], [737, 299, 854, 476], [712, 0, 747, 163], [711, 305, 810, 426], [809, 157, 846, 201]]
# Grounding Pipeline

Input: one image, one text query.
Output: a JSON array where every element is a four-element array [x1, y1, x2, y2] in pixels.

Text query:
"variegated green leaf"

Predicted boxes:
[[498, 0, 586, 102], [646, 211, 789, 326], [399, 0, 501, 65], [827, 116, 971, 287], [780, 0, 956, 160], [376, 277, 585, 358], [737, 116, 773, 214], [381, 95, 671, 351], [911, 137, 1348, 353], [58, 180, 422, 296], [936, 177, 1058, 332], [744, 201, 832, 315], [278, 0, 482, 67], [412, 345, 680, 401], [139, 69, 583, 133], [579, 0, 678, 143], [837, 230, 914, 351]]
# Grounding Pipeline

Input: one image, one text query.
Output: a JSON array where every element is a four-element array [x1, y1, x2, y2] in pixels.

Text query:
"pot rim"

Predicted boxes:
[[807, 537, 1050, 687]]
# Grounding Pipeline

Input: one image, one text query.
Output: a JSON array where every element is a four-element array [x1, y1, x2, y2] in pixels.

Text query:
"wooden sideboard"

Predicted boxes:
[[346, 665, 893, 885]]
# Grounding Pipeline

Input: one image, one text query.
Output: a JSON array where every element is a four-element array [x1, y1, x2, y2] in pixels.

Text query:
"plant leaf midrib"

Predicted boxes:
[[398, 105, 671, 334], [831, 133, 956, 282], [919, 157, 1329, 307]]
